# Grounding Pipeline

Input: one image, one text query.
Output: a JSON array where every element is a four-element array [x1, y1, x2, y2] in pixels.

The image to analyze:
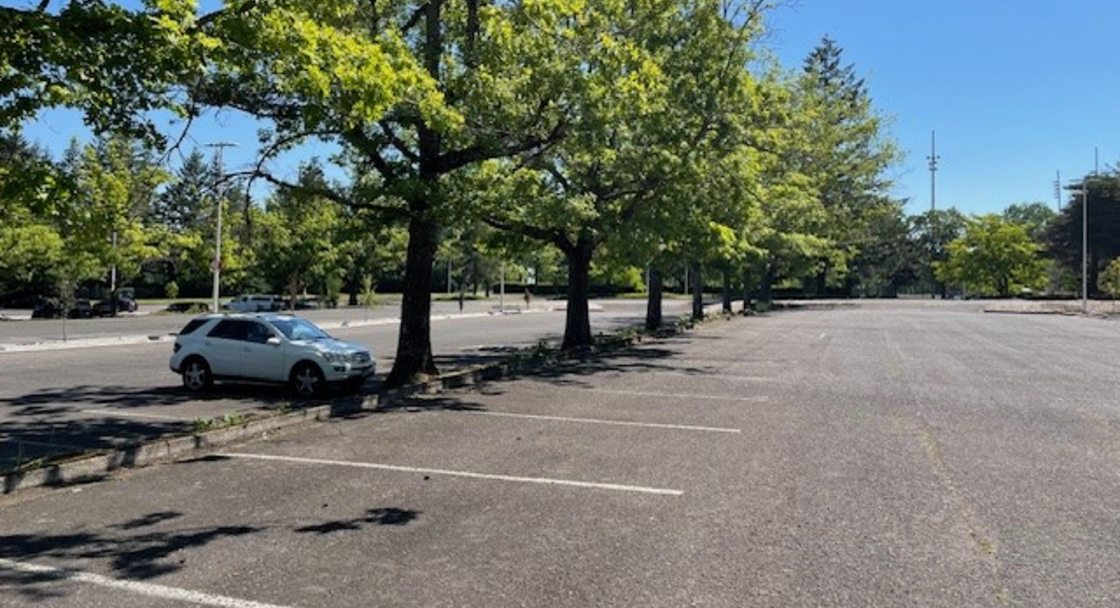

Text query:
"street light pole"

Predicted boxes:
[[205, 142, 238, 313], [499, 263, 505, 313]]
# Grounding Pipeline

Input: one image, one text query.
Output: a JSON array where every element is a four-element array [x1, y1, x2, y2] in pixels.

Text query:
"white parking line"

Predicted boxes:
[[463, 410, 741, 433], [221, 452, 683, 496], [582, 388, 769, 402], [497, 384, 769, 403], [0, 557, 293, 608], [645, 370, 779, 382], [81, 409, 194, 422]]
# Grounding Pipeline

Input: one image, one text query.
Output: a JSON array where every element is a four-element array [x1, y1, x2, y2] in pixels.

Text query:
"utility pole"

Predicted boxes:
[[110, 230, 118, 317], [206, 142, 238, 313], [1081, 179, 1089, 314], [927, 130, 940, 212]]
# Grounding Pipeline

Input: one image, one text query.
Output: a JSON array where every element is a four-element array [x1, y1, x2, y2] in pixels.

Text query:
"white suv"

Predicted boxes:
[[170, 314, 374, 396]]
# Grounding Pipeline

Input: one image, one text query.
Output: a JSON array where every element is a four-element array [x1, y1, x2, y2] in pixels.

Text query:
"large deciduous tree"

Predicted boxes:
[[936, 214, 1046, 297], [193, 0, 596, 385], [475, 0, 768, 348], [910, 208, 967, 297]]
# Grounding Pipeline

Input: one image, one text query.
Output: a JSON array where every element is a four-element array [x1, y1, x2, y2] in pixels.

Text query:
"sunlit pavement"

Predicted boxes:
[[3, 302, 1120, 606]]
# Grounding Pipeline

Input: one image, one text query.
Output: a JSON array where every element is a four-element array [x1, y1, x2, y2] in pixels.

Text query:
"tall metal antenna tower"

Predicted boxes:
[[927, 131, 940, 211], [1054, 170, 1062, 211]]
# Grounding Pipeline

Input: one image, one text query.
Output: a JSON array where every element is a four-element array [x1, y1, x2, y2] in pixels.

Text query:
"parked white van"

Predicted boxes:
[[226, 294, 282, 313]]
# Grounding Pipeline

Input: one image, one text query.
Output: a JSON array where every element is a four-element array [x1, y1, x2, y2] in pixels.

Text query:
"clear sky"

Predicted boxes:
[[17, 0, 1119, 216], [765, 0, 1118, 215]]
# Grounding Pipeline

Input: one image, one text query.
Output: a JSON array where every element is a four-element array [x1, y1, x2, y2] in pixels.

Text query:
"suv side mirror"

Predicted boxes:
[[266, 336, 282, 346]]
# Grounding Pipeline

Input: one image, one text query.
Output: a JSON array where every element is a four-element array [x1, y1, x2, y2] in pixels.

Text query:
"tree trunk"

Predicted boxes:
[[721, 268, 732, 313], [690, 261, 703, 321], [385, 0, 444, 387], [814, 264, 827, 297], [562, 235, 594, 350], [385, 214, 439, 387], [760, 264, 774, 304], [645, 267, 663, 331], [347, 271, 358, 306], [741, 270, 752, 313]]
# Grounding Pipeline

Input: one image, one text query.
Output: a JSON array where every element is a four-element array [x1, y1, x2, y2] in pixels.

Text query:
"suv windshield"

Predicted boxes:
[[270, 318, 330, 341]]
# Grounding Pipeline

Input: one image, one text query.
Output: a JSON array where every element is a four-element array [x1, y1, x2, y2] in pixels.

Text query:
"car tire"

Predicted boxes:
[[290, 362, 325, 398], [182, 357, 213, 392]]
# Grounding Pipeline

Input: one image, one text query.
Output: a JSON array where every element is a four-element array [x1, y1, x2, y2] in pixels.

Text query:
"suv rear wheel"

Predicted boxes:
[[290, 362, 325, 397], [182, 358, 213, 392]]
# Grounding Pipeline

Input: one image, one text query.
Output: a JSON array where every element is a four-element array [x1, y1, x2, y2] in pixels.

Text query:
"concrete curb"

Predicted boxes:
[[1, 306, 737, 494]]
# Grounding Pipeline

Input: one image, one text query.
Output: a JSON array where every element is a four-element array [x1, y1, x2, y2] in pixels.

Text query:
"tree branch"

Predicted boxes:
[[483, 215, 572, 253], [379, 120, 419, 163], [437, 119, 567, 174], [342, 128, 399, 184], [400, 2, 427, 32]]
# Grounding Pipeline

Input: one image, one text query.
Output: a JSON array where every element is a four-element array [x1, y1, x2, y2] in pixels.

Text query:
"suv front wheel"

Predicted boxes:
[[182, 358, 213, 392], [290, 362, 325, 397]]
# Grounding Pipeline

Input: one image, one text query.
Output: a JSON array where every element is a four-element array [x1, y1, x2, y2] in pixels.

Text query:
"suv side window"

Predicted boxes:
[[178, 319, 208, 336], [245, 322, 274, 344], [207, 320, 250, 341]]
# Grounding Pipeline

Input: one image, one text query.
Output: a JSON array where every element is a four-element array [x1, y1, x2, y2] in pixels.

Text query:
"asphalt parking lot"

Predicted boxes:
[[0, 301, 681, 471], [3, 303, 1120, 606]]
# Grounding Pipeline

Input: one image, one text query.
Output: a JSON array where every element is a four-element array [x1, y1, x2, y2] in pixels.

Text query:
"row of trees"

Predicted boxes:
[[11, 0, 1101, 386]]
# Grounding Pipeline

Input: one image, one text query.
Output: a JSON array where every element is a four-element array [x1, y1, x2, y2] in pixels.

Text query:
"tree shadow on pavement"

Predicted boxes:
[[0, 383, 291, 410], [294, 507, 421, 534], [0, 516, 262, 602], [0, 381, 360, 475], [373, 395, 488, 414]]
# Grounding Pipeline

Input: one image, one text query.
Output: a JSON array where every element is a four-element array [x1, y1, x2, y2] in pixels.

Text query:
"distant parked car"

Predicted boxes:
[[166, 302, 211, 314], [31, 298, 60, 319], [94, 297, 138, 316], [226, 294, 282, 313], [32, 297, 93, 319], [170, 313, 375, 396], [67, 299, 94, 319], [294, 297, 322, 310]]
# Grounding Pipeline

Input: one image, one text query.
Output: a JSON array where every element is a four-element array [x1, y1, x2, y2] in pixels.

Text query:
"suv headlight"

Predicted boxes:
[[322, 352, 346, 363]]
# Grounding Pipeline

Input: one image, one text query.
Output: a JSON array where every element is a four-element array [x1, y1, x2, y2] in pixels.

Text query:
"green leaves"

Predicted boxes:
[[936, 214, 1047, 297]]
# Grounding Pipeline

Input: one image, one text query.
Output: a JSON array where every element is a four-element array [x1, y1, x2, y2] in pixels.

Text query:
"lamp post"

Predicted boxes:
[[205, 142, 238, 313]]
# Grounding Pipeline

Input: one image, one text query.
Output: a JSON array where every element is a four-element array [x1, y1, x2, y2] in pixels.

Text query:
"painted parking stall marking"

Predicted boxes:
[[0, 557, 295, 608], [221, 452, 684, 496], [559, 387, 769, 403], [460, 410, 741, 434]]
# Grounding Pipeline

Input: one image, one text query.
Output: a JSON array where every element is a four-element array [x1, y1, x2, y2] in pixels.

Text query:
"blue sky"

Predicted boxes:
[[18, 0, 1118, 216], [765, 0, 1117, 215]]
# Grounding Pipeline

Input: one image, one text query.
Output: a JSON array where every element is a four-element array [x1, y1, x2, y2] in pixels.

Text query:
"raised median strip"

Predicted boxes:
[[1, 305, 739, 495]]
